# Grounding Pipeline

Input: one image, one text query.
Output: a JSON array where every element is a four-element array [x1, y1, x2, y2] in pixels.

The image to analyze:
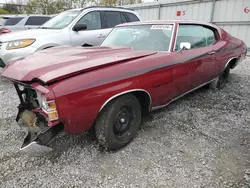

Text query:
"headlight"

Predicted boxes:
[[7, 39, 35, 50], [36, 91, 58, 121]]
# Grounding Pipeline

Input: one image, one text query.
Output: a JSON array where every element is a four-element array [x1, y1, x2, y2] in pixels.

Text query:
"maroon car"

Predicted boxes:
[[1, 20, 247, 152]]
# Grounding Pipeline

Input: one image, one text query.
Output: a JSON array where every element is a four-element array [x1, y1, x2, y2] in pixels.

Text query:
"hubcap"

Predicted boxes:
[[113, 106, 134, 136]]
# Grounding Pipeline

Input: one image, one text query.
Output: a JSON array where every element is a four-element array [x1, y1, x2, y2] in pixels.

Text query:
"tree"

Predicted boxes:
[[1, 0, 25, 14], [71, 0, 89, 8], [99, 0, 141, 6], [25, 0, 70, 15], [2, 4, 22, 14], [0, 8, 9, 14], [99, 0, 118, 6]]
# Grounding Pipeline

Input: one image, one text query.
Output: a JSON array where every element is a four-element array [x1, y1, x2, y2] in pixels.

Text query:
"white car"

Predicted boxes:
[[0, 6, 141, 68]]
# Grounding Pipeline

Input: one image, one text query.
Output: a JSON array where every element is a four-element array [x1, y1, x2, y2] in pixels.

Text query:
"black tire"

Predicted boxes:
[[209, 65, 230, 90], [95, 94, 141, 150], [216, 65, 230, 89]]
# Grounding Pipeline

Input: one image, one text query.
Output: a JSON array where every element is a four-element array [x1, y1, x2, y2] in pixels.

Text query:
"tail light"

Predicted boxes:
[[1, 28, 11, 34]]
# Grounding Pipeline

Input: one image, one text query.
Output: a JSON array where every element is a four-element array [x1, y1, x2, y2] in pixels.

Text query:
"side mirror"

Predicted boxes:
[[73, 24, 87, 32], [180, 42, 191, 50]]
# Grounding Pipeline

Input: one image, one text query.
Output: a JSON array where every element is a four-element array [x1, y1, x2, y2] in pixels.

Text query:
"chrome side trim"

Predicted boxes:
[[99, 89, 152, 112], [151, 78, 217, 111]]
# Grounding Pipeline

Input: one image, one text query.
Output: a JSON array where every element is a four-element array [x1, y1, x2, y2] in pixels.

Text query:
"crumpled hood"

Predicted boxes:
[[0, 29, 61, 42], [1, 46, 157, 84]]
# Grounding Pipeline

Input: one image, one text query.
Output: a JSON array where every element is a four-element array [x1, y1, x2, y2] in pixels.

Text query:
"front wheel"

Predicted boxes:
[[95, 94, 141, 150]]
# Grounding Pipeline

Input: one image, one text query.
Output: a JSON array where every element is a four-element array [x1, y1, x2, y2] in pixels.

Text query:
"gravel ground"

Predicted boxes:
[[1, 57, 250, 188]]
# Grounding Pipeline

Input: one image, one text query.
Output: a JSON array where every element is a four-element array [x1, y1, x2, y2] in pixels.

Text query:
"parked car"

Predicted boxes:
[[0, 15, 51, 34], [1, 20, 247, 152], [0, 6, 141, 68], [0, 16, 9, 26]]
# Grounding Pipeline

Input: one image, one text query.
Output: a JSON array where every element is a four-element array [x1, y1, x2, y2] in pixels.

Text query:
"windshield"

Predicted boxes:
[[41, 10, 81, 29], [101, 24, 174, 51]]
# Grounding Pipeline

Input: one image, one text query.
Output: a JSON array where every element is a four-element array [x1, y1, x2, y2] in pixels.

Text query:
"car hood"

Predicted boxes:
[[1, 46, 157, 84], [0, 29, 61, 42]]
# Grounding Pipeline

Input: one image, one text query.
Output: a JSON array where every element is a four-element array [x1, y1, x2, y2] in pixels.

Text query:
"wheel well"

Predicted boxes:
[[132, 91, 151, 116], [228, 58, 238, 69], [43, 46, 54, 50], [99, 90, 151, 116]]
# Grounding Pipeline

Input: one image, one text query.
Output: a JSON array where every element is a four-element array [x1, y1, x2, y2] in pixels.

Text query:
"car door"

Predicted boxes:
[[172, 24, 216, 95], [70, 11, 105, 46]]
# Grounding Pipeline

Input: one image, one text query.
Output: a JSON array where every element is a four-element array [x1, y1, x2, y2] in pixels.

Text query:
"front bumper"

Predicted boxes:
[[18, 111, 63, 152], [0, 42, 38, 66]]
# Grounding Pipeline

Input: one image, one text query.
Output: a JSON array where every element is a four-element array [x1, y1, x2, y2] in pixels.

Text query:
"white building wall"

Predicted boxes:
[[123, 0, 250, 49]]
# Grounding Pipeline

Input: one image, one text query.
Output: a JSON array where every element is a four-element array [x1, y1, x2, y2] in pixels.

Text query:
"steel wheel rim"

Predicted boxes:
[[113, 106, 134, 137]]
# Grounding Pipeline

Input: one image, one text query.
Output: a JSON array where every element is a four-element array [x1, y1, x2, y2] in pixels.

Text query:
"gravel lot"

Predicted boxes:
[[0, 57, 250, 188]]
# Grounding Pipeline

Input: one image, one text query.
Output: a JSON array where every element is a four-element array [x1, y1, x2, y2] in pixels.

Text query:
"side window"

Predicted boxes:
[[5, 17, 24, 26], [175, 25, 207, 51], [77, 11, 101, 30], [105, 11, 123, 28], [121, 13, 127, 23], [203, 27, 216, 45], [25, 17, 51, 26], [124, 12, 140, 22]]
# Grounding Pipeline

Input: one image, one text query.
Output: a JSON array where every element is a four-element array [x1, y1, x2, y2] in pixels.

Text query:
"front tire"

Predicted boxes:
[[95, 94, 141, 150]]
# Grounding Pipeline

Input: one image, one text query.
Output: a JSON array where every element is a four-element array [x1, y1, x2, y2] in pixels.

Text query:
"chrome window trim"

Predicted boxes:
[[168, 23, 176, 52], [173, 23, 179, 52]]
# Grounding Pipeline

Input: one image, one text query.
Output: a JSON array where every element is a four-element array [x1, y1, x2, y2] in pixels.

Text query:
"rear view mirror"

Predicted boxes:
[[180, 42, 191, 50], [73, 24, 87, 32]]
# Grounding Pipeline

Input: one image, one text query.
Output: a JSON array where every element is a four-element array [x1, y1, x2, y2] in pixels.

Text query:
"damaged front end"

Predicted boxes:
[[14, 83, 63, 152]]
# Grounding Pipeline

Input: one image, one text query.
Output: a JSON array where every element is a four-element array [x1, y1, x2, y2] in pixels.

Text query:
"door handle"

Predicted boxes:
[[208, 51, 216, 55], [98, 34, 106, 38]]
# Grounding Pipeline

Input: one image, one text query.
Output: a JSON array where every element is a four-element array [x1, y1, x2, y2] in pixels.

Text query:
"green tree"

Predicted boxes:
[[2, 3, 22, 14], [99, 0, 118, 6], [25, 0, 69, 15], [0, 8, 9, 14], [71, 0, 89, 8]]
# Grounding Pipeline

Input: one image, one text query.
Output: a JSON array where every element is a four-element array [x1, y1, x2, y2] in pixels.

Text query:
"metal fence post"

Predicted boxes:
[[210, 0, 216, 23], [158, 3, 161, 20]]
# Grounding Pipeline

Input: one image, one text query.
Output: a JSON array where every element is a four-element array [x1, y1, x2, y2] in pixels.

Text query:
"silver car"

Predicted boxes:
[[0, 15, 51, 34], [0, 7, 141, 68]]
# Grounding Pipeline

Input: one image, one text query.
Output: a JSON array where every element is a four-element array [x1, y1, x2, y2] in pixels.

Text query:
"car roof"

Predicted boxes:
[[68, 6, 135, 12], [116, 20, 219, 29]]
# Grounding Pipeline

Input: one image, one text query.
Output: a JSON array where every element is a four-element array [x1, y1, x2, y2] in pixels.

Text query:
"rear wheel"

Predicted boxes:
[[209, 65, 230, 89], [95, 94, 141, 150]]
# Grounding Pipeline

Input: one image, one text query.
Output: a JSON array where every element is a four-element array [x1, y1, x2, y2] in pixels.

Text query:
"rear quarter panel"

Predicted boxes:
[[213, 28, 247, 75]]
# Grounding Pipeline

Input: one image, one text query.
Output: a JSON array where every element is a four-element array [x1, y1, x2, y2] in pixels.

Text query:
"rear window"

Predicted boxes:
[[124, 12, 139, 22], [25, 16, 51, 26], [5, 17, 24, 26]]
